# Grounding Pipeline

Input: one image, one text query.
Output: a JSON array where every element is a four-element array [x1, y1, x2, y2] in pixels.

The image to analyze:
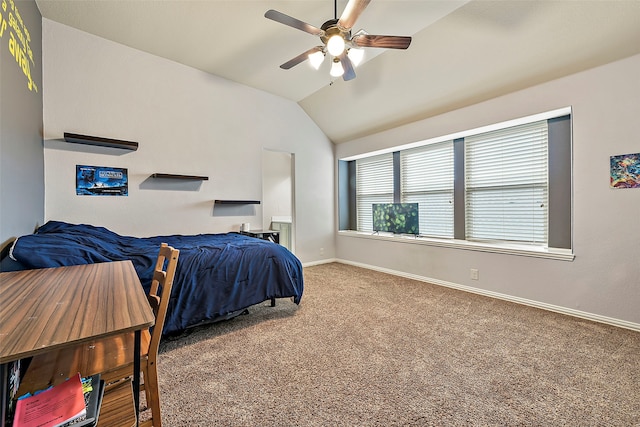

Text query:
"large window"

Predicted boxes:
[[465, 121, 548, 243], [400, 142, 454, 238], [356, 153, 394, 232], [342, 111, 572, 251]]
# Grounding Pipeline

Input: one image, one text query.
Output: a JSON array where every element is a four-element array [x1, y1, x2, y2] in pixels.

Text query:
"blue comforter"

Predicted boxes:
[[10, 221, 303, 335]]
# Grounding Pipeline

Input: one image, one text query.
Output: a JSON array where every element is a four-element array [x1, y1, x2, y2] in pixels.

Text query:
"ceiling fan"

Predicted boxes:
[[264, 0, 412, 81]]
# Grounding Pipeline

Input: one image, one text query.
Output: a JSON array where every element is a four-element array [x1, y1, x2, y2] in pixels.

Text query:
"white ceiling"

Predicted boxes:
[[36, 0, 640, 143]]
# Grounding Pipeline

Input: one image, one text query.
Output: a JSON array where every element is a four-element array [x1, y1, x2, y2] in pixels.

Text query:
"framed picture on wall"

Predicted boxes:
[[610, 153, 640, 189], [76, 165, 128, 196]]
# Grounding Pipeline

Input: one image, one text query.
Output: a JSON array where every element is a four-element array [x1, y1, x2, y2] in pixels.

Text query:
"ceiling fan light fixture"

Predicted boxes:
[[327, 34, 346, 56], [347, 47, 364, 67], [330, 58, 344, 77], [309, 50, 325, 70], [265, 2, 412, 82]]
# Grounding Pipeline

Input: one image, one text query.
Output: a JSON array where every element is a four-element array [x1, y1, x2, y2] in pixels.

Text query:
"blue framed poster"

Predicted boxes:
[[76, 165, 128, 196]]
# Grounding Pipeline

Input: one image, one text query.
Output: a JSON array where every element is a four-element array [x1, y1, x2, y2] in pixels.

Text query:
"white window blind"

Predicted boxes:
[[356, 153, 394, 232], [465, 121, 549, 244], [400, 142, 454, 238]]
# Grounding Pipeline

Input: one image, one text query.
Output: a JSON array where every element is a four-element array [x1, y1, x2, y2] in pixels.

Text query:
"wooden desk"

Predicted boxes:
[[0, 261, 155, 427]]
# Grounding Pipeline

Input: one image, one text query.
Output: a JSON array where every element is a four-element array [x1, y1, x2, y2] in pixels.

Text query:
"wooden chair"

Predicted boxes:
[[18, 243, 180, 427], [134, 242, 179, 427]]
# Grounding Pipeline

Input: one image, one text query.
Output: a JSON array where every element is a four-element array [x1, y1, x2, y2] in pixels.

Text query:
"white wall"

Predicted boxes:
[[336, 54, 640, 326], [41, 19, 335, 264]]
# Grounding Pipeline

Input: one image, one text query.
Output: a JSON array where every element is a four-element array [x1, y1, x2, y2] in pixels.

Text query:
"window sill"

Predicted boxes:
[[337, 230, 575, 261]]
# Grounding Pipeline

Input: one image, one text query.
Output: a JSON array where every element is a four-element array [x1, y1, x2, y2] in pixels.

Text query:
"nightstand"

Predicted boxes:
[[239, 229, 280, 244]]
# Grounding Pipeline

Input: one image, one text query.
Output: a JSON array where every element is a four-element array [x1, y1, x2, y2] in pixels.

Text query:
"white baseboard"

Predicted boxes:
[[334, 259, 640, 332], [302, 258, 337, 268]]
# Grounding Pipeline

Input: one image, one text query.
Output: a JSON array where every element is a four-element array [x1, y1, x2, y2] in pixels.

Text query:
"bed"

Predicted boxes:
[[5, 220, 304, 336]]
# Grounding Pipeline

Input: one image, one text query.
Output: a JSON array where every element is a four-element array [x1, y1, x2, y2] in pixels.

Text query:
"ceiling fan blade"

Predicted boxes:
[[352, 34, 412, 49], [338, 0, 371, 30], [265, 9, 324, 37], [280, 47, 323, 70], [338, 52, 356, 81]]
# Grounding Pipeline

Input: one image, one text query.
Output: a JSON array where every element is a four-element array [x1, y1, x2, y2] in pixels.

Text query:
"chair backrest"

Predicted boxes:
[[147, 243, 179, 359]]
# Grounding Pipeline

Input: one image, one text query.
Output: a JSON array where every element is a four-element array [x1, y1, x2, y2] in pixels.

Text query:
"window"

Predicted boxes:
[[465, 121, 549, 244], [400, 142, 454, 238], [356, 153, 394, 232], [341, 110, 572, 252]]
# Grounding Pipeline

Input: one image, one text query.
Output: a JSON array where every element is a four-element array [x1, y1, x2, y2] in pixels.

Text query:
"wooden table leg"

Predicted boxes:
[[133, 330, 141, 427]]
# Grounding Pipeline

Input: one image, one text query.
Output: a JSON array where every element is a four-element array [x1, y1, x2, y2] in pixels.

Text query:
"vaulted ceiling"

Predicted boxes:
[[36, 0, 640, 143]]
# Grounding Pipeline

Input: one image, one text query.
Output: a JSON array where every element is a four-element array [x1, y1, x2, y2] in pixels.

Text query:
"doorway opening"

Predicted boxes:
[[262, 149, 295, 253]]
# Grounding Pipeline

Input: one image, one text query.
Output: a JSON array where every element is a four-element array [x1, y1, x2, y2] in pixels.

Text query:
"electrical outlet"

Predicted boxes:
[[470, 268, 479, 280], [320, 247, 324, 256]]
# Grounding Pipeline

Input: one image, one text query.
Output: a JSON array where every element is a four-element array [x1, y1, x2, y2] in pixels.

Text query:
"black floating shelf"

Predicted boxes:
[[151, 173, 209, 181], [215, 200, 260, 205], [64, 132, 139, 151]]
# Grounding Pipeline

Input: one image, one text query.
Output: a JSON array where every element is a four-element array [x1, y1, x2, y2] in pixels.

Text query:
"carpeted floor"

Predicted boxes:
[[157, 263, 640, 426]]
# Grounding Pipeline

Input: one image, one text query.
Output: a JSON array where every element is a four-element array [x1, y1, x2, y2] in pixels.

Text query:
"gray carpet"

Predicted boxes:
[[157, 263, 640, 426]]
